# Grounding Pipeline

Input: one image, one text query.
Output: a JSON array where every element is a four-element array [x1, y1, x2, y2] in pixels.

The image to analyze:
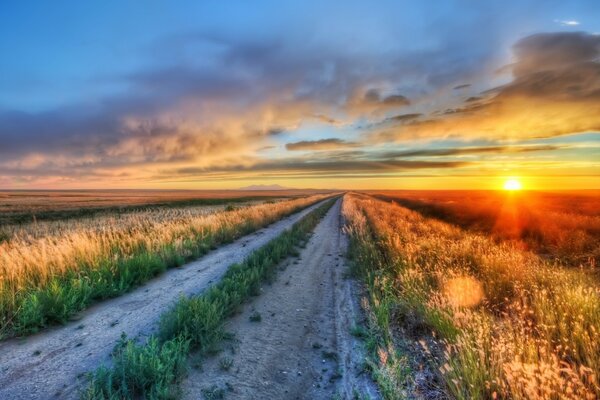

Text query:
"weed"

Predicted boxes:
[[322, 350, 338, 361], [84, 336, 189, 400], [350, 324, 368, 339], [249, 311, 262, 322], [201, 385, 225, 400], [219, 356, 233, 371]]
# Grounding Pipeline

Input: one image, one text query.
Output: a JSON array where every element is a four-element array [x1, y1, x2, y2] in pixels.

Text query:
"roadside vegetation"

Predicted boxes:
[[84, 197, 337, 399], [0, 194, 331, 339], [343, 193, 599, 400]]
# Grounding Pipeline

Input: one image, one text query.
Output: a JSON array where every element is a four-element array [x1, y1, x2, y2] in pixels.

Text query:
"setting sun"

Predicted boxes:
[[503, 178, 522, 191]]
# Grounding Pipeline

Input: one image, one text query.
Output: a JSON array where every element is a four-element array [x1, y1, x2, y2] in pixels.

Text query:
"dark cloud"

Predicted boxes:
[[358, 88, 410, 108], [174, 158, 468, 175], [500, 31, 600, 101], [285, 138, 358, 151], [454, 84, 471, 90], [389, 113, 423, 122], [381, 144, 561, 158]]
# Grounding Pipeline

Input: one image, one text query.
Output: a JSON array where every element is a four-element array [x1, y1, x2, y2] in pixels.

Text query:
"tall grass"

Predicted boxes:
[[0, 194, 331, 338], [0, 194, 281, 225], [343, 193, 600, 399], [85, 198, 337, 399], [372, 190, 600, 267]]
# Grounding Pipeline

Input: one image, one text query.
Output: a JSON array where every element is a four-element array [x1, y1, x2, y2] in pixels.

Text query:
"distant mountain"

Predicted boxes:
[[238, 184, 292, 191]]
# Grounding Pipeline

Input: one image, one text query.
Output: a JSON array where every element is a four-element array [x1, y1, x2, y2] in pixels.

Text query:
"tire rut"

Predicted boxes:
[[181, 197, 380, 400]]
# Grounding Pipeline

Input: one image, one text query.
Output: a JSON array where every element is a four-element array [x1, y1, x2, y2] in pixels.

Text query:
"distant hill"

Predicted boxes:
[[238, 184, 291, 191]]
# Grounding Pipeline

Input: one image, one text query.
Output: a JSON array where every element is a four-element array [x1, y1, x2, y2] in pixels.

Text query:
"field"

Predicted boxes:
[[1, 191, 598, 400], [0, 189, 325, 224], [368, 190, 600, 267], [343, 193, 600, 399], [0, 191, 331, 338]]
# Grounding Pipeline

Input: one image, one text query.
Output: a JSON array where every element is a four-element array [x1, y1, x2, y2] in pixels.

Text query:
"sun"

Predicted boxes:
[[503, 178, 522, 191]]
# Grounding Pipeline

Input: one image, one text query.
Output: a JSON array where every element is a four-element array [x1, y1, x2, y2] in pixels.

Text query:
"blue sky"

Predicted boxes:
[[0, 0, 599, 189]]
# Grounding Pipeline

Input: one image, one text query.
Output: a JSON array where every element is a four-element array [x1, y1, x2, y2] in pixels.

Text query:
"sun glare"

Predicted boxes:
[[503, 178, 522, 191]]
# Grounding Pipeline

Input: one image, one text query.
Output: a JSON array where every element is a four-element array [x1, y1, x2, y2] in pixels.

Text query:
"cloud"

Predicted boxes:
[[2, 26, 488, 186], [172, 158, 468, 175], [285, 138, 358, 151], [345, 88, 411, 116], [1, 26, 597, 187], [555, 19, 580, 26], [380, 144, 561, 158], [389, 113, 423, 122], [371, 31, 600, 142]]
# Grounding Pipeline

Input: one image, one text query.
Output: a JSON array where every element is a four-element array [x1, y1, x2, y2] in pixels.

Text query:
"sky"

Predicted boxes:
[[0, 0, 599, 190]]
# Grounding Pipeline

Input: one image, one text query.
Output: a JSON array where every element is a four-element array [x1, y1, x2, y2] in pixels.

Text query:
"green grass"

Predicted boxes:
[[2, 196, 329, 340], [84, 198, 337, 399]]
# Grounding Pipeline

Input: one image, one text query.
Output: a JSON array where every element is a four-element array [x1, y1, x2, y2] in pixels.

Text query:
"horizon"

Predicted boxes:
[[1, 1, 599, 190]]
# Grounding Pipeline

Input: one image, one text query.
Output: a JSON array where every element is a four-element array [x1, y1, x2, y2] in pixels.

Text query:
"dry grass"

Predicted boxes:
[[0, 189, 328, 225], [369, 190, 600, 267], [0, 202, 224, 243], [0, 189, 322, 214], [343, 193, 600, 399], [0, 194, 330, 337]]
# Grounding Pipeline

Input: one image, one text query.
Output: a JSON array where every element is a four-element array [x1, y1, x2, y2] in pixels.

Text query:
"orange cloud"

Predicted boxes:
[[371, 32, 600, 142]]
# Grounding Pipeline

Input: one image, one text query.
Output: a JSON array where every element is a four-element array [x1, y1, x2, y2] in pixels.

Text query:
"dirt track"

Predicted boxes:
[[0, 200, 327, 400], [182, 197, 380, 399]]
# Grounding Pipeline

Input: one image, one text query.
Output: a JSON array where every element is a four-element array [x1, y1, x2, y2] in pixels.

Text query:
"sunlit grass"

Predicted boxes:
[[0, 194, 330, 338], [371, 190, 600, 267], [343, 193, 600, 399]]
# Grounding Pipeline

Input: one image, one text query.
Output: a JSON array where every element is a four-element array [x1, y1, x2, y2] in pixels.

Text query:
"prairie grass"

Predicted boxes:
[[84, 197, 337, 399], [0, 194, 331, 338], [343, 193, 600, 400], [371, 190, 600, 267], [0, 189, 319, 224]]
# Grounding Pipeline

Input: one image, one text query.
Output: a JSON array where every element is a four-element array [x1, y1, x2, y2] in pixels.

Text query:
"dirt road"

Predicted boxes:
[[0, 200, 328, 400], [182, 197, 380, 399]]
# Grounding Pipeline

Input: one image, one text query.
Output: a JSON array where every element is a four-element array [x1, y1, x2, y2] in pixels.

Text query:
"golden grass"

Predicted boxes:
[[343, 193, 600, 399], [0, 194, 329, 335], [368, 190, 600, 267], [0, 189, 319, 214]]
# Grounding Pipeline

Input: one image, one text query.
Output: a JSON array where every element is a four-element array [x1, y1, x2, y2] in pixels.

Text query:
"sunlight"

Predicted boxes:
[[503, 178, 522, 191]]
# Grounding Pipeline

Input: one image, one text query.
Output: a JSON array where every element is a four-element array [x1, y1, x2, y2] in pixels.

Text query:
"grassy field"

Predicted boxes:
[[0, 189, 325, 224], [84, 197, 338, 399], [0, 193, 331, 338], [368, 190, 600, 267], [343, 193, 599, 400]]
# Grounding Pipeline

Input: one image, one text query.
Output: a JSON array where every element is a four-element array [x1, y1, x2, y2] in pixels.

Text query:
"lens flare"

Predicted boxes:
[[443, 276, 484, 308]]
